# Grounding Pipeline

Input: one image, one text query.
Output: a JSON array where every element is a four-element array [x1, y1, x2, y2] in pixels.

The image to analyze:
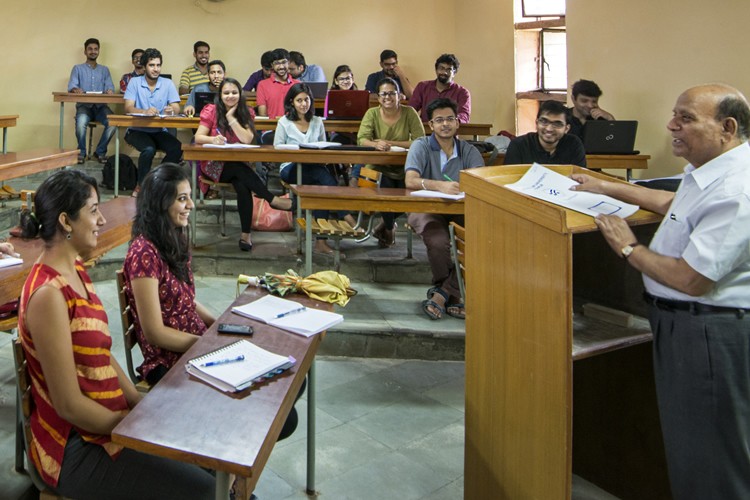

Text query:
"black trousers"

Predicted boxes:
[[649, 305, 750, 499], [125, 130, 183, 185]]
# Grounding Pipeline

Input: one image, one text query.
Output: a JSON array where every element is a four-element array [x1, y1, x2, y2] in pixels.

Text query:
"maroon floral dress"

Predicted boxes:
[[123, 235, 206, 381]]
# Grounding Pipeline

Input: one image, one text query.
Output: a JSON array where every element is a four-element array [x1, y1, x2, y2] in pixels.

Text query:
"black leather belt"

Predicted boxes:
[[644, 292, 746, 317]]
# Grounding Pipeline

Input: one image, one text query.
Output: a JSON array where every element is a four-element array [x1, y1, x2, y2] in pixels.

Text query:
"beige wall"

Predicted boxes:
[[2, 0, 515, 152], [567, 0, 750, 179]]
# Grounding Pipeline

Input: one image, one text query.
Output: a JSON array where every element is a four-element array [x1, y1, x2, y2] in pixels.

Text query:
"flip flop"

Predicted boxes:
[[446, 302, 466, 320], [421, 299, 445, 320]]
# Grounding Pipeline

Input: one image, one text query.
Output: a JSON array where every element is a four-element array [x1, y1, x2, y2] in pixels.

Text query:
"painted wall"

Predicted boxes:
[[567, 0, 750, 178], [1, 0, 515, 152]]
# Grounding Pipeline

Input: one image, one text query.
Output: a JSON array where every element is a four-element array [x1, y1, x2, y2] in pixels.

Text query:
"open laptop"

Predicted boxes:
[[305, 81, 330, 100], [194, 91, 216, 115], [324, 90, 371, 120], [582, 120, 639, 155]]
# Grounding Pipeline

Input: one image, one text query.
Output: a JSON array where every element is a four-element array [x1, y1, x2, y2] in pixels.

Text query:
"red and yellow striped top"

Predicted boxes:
[[18, 261, 129, 487]]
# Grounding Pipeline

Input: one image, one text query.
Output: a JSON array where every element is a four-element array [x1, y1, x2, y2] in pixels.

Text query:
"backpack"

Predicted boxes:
[[102, 154, 138, 190]]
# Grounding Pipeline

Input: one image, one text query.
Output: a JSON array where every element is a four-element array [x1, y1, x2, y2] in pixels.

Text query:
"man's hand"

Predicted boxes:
[[105, 89, 113, 95], [594, 214, 637, 256], [144, 106, 160, 116], [590, 107, 615, 121], [570, 173, 611, 194], [70, 87, 83, 94], [436, 180, 460, 195], [183, 105, 195, 117]]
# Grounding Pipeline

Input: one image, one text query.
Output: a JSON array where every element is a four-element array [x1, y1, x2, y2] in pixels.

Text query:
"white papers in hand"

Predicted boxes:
[[505, 163, 639, 218]]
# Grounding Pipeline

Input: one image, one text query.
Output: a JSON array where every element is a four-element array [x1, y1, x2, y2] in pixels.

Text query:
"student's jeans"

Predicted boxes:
[[74, 104, 116, 158], [125, 129, 183, 185]]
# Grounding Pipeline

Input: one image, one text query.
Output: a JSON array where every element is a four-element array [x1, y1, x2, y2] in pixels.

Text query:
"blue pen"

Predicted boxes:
[[201, 355, 245, 367], [275, 306, 306, 319]]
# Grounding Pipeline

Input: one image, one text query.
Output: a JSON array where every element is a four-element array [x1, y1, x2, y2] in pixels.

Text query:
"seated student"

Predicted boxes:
[[123, 48, 183, 194], [123, 164, 215, 386], [274, 83, 355, 254], [409, 54, 471, 123], [194, 78, 292, 251], [183, 59, 225, 117], [288, 51, 326, 82], [119, 48, 144, 93], [365, 49, 415, 99], [179, 41, 210, 95], [243, 50, 274, 92], [504, 100, 587, 167], [17, 169, 214, 499], [405, 97, 484, 320], [329, 64, 361, 185], [357, 77, 425, 247], [567, 79, 615, 139], [257, 48, 299, 119]]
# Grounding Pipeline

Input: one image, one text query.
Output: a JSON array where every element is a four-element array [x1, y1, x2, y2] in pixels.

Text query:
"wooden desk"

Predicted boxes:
[[52, 92, 124, 148], [0, 196, 136, 306], [461, 165, 670, 499], [498, 153, 651, 178], [113, 286, 324, 500], [290, 185, 463, 275], [0, 115, 19, 154], [0, 148, 78, 182]]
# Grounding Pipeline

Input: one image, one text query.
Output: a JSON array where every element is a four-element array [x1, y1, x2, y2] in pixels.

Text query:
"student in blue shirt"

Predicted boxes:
[[123, 48, 183, 195], [67, 38, 116, 164]]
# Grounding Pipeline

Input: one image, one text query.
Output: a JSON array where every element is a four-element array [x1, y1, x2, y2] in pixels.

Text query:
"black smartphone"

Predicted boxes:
[[217, 323, 254, 335]]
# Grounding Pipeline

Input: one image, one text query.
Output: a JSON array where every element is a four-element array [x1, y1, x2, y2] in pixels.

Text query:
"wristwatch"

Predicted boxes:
[[621, 242, 641, 259]]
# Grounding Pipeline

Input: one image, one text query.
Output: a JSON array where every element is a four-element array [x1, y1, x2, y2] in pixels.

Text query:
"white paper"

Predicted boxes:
[[409, 189, 465, 201], [0, 256, 22, 269], [299, 141, 342, 149], [274, 144, 299, 150], [505, 163, 639, 218], [232, 295, 343, 337], [389, 146, 408, 152], [202, 143, 259, 149]]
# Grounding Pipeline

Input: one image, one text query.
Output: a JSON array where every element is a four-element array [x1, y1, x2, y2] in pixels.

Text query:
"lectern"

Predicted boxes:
[[461, 165, 671, 499]]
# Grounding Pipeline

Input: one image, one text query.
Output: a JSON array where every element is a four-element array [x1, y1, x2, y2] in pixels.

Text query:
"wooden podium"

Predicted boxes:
[[461, 165, 672, 499]]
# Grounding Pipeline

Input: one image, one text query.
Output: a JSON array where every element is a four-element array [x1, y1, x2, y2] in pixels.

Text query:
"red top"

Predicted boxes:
[[123, 235, 206, 381], [256, 75, 298, 118], [19, 261, 129, 487]]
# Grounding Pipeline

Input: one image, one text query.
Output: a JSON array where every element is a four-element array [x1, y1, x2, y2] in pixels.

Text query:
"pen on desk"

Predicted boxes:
[[443, 174, 454, 182], [275, 306, 306, 319], [201, 355, 245, 367]]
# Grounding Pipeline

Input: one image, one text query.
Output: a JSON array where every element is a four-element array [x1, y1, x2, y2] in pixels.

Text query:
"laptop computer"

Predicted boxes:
[[194, 91, 216, 115], [324, 90, 371, 120], [304, 81, 330, 100], [582, 120, 639, 155]]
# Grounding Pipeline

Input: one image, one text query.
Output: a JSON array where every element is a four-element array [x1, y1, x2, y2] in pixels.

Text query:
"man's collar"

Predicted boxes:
[[687, 142, 750, 190], [429, 133, 459, 152]]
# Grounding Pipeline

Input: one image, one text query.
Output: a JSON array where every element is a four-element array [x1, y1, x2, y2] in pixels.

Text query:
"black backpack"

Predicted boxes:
[[102, 154, 137, 190]]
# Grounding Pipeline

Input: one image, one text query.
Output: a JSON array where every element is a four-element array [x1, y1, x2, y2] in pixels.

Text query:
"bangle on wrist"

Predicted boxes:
[[421, 179, 427, 190]]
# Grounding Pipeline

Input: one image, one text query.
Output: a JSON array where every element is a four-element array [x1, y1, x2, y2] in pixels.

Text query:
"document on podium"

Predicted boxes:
[[505, 163, 639, 218]]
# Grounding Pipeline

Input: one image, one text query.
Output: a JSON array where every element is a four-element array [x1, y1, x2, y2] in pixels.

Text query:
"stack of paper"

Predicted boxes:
[[232, 295, 343, 337], [0, 256, 23, 269], [185, 339, 295, 393]]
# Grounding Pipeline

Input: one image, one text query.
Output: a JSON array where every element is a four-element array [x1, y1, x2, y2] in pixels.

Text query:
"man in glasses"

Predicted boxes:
[[404, 98, 484, 321], [504, 100, 586, 167], [120, 48, 145, 93], [365, 49, 414, 99], [288, 51, 326, 83], [256, 48, 299, 118], [567, 79, 615, 139], [409, 54, 471, 123]]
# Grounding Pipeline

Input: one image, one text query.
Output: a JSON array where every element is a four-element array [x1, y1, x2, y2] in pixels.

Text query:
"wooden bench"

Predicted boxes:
[[0, 148, 78, 182], [295, 217, 365, 270]]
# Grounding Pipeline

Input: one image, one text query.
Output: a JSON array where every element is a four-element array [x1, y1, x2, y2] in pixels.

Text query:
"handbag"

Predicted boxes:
[[251, 195, 293, 232]]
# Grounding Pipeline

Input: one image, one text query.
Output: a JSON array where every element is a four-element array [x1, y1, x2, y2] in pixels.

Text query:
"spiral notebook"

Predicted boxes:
[[232, 295, 343, 337], [185, 339, 295, 393]]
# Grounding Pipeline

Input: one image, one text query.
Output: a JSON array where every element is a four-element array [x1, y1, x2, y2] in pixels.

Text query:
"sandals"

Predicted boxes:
[[373, 222, 396, 248], [422, 287, 449, 320], [446, 302, 466, 320]]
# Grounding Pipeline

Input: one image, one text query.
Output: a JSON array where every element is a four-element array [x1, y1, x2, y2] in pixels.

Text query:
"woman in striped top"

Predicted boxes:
[[18, 170, 214, 499]]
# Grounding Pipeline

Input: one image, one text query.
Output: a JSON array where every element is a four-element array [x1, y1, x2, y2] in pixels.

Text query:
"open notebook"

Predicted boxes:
[[232, 295, 343, 337], [185, 339, 295, 393]]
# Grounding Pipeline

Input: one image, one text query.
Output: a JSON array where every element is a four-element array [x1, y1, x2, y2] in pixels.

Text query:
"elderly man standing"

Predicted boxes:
[[572, 83, 750, 500]]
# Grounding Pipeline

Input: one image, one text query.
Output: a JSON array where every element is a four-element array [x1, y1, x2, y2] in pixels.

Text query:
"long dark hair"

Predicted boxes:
[[284, 83, 314, 122], [215, 77, 256, 141], [130, 163, 191, 283], [19, 169, 99, 245], [331, 65, 358, 90]]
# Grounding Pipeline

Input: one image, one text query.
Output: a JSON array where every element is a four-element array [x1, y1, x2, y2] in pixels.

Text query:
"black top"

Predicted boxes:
[[503, 132, 587, 167], [566, 107, 585, 139]]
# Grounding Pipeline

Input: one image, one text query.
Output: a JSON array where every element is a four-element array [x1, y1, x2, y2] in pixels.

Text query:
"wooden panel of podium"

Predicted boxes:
[[461, 165, 672, 499]]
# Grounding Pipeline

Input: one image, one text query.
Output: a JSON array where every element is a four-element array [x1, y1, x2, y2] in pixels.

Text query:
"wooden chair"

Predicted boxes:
[[198, 176, 236, 237], [449, 221, 466, 305], [115, 270, 151, 393], [12, 338, 68, 499]]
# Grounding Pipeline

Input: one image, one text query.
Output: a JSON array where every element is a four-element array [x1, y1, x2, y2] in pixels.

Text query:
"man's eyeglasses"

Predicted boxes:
[[536, 117, 566, 129], [272, 59, 288, 67], [430, 116, 457, 125], [378, 91, 398, 98]]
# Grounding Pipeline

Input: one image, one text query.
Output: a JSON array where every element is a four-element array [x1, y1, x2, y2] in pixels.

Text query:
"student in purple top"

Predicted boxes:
[[243, 50, 274, 92], [409, 54, 471, 123]]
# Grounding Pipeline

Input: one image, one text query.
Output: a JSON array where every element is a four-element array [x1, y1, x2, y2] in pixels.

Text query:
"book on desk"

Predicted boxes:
[[185, 339, 295, 393], [232, 294, 343, 337]]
